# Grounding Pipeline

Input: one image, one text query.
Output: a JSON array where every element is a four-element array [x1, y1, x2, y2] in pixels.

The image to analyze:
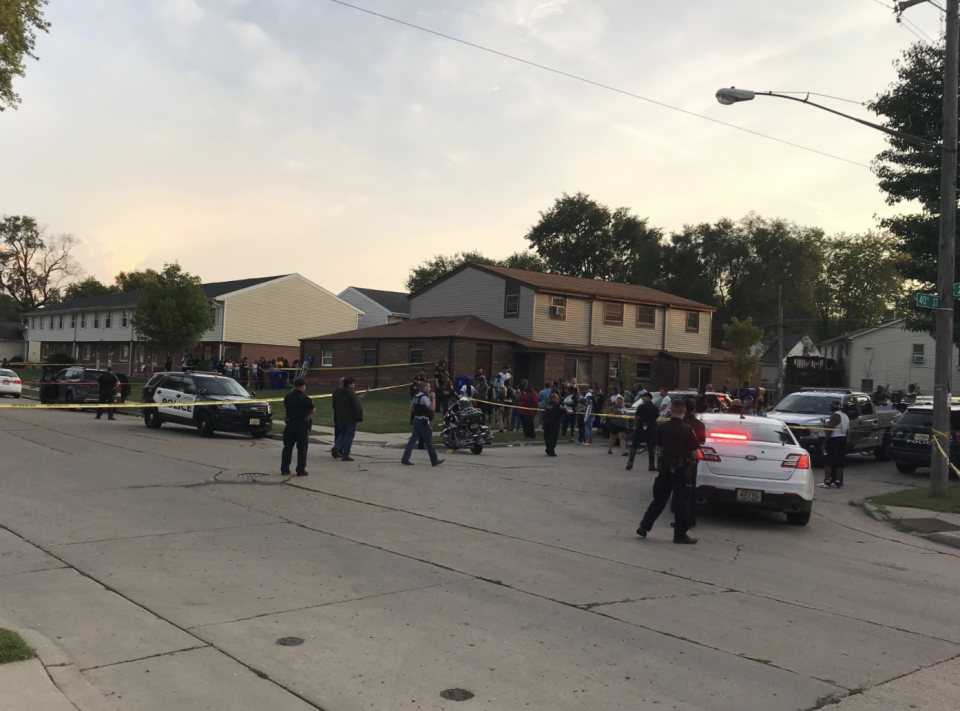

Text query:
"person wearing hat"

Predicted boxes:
[[820, 400, 849, 489], [626, 390, 659, 471]]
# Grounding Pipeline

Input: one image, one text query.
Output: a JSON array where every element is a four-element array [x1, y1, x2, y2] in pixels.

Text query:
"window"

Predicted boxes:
[[203, 346, 212, 360], [80, 313, 86, 329], [637, 305, 656, 328], [409, 342, 424, 364], [609, 358, 620, 378], [362, 343, 377, 367], [50, 316, 55, 329], [689, 364, 712, 389], [636, 361, 652, 379], [93, 313, 100, 329], [38, 317, 43, 331], [31, 317, 36, 329], [563, 357, 591, 384], [70, 313, 76, 329], [913, 344, 925, 363], [321, 347, 333, 367], [603, 302, 624, 326], [83, 344, 91, 360], [861, 379, 874, 393], [858, 396, 874, 415], [58, 315, 63, 330], [686, 311, 700, 332], [211, 307, 218, 325], [504, 280, 521, 317], [105, 312, 112, 329], [549, 296, 566, 320], [122, 310, 128, 328], [107, 346, 114, 365]]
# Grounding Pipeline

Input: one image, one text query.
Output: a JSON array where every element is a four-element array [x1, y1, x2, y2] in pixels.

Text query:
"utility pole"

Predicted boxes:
[[907, 0, 960, 498], [778, 284, 784, 404]]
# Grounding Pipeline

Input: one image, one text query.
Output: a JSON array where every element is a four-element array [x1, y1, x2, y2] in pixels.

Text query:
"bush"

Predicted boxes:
[[45, 352, 76, 365]]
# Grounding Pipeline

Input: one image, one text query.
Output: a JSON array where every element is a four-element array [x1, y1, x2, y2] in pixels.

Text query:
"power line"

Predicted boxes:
[[769, 91, 866, 105], [899, 16, 933, 42], [322, 0, 871, 169]]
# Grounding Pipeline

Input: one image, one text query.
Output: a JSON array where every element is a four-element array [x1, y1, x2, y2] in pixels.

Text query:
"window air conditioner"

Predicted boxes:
[[550, 306, 565, 317], [913, 354, 925, 364]]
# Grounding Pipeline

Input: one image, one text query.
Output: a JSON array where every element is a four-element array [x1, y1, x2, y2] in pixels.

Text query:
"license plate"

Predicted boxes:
[[736, 489, 763, 503], [471, 424, 479, 430], [249, 418, 260, 426], [914, 433, 929, 442], [1, 380, 8, 385]]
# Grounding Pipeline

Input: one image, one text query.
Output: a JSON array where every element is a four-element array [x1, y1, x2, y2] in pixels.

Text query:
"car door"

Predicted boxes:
[[60, 368, 84, 401], [82, 370, 102, 402], [179, 376, 199, 419], [857, 396, 880, 449], [157, 374, 184, 419], [843, 396, 867, 451]]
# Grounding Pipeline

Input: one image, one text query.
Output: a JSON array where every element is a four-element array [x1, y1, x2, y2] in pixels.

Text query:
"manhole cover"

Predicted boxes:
[[238, 472, 271, 481], [440, 689, 474, 702], [276, 637, 304, 647], [907, 517, 960, 534]]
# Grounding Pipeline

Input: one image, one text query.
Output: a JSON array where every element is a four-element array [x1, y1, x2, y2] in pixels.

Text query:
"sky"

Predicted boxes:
[[0, 0, 947, 293]]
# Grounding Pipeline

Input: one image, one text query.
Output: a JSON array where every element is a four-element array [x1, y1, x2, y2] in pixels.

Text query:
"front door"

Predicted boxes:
[[475, 344, 493, 381]]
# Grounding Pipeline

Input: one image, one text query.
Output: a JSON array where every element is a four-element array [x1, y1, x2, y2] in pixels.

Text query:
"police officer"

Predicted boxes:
[[401, 381, 444, 467], [636, 399, 700, 544], [281, 378, 315, 476], [94, 366, 120, 421], [673, 396, 706, 529], [626, 391, 659, 472]]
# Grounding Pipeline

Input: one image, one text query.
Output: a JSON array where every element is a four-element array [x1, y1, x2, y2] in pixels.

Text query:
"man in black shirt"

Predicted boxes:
[[331, 377, 345, 458], [281, 378, 315, 476], [626, 391, 660, 472], [637, 399, 700, 544], [674, 396, 707, 528], [541, 393, 565, 457], [95, 367, 119, 421]]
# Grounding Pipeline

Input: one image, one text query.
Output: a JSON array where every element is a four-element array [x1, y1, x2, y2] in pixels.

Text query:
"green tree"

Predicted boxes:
[[0, 0, 50, 111], [63, 277, 118, 301], [132, 263, 213, 352], [722, 317, 762, 385], [0, 215, 82, 311], [524, 192, 663, 283], [405, 251, 545, 293], [114, 269, 159, 292], [501, 251, 547, 272]]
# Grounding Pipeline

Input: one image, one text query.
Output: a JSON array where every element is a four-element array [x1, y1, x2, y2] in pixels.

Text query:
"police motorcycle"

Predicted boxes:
[[441, 396, 494, 454]]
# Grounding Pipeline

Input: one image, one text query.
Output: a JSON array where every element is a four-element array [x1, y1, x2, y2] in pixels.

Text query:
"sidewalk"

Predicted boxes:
[[0, 659, 76, 711], [863, 502, 960, 549]]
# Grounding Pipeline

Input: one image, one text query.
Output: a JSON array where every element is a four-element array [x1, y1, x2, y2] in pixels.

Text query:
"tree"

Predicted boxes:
[[131, 263, 213, 352], [0, 215, 82, 311], [114, 269, 159, 292], [0, 0, 51, 111], [524, 192, 663, 283], [501, 251, 547, 272], [63, 277, 118, 301], [722, 317, 762, 385], [405, 250, 545, 293]]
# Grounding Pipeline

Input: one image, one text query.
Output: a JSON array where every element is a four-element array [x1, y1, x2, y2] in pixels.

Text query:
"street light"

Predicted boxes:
[[715, 87, 756, 105]]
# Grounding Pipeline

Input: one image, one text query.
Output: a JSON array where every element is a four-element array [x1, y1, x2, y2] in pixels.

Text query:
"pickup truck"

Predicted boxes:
[[766, 388, 900, 466]]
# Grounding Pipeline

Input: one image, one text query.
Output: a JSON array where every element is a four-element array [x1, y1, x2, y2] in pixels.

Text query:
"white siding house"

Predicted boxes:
[[820, 319, 960, 394], [338, 287, 409, 329]]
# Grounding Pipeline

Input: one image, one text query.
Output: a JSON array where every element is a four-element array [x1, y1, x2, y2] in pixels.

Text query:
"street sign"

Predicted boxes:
[[917, 293, 941, 309], [954, 283, 960, 297]]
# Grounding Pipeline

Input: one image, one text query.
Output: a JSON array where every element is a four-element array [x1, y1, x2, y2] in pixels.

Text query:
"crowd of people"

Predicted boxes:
[[163, 353, 302, 390]]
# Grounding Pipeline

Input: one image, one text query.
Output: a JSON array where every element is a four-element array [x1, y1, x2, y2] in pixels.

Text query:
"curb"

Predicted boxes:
[[859, 500, 960, 550]]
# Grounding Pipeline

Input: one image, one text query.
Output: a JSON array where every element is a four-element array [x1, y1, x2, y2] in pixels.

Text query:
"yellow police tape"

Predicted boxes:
[[929, 432, 960, 478], [0, 383, 408, 410]]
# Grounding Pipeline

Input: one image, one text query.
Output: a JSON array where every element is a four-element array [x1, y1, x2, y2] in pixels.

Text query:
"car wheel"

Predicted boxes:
[[197, 411, 215, 438], [875, 435, 892, 462], [895, 461, 917, 474], [251, 431, 267, 439], [14, 394, 20, 399], [470, 444, 483, 455], [786, 510, 811, 526], [144, 410, 162, 429]]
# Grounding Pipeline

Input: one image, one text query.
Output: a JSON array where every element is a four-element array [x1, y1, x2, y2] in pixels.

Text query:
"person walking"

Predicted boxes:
[[542, 392, 565, 457], [606, 396, 629, 455], [676, 396, 707, 528], [409, 375, 427, 450], [519, 381, 539, 439], [401, 381, 444, 467], [509, 384, 523, 432], [636, 399, 700, 545], [94, 366, 120, 421], [331, 377, 346, 458], [626, 391, 659, 471], [333, 377, 364, 462], [281, 378, 315, 476], [819, 400, 849, 489]]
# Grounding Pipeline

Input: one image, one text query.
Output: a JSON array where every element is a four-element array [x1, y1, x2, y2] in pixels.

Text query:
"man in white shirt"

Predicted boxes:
[[658, 388, 672, 418]]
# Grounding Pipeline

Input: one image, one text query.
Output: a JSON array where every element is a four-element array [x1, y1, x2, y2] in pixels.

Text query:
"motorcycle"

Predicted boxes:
[[441, 397, 494, 454]]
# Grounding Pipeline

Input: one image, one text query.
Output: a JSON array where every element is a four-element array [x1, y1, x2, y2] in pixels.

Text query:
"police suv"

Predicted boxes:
[[141, 371, 272, 438]]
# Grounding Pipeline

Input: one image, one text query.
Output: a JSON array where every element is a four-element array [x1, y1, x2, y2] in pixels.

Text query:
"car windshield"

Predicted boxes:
[[897, 409, 960, 430], [194, 376, 250, 397], [703, 420, 797, 445], [0, 369, 15, 377], [772, 393, 834, 415]]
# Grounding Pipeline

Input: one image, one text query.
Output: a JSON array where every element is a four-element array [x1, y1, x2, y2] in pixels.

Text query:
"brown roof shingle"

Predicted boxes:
[[473, 264, 715, 311]]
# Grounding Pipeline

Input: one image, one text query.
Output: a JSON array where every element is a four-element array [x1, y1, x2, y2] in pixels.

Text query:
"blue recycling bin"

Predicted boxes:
[[268, 370, 285, 390], [454, 375, 470, 396]]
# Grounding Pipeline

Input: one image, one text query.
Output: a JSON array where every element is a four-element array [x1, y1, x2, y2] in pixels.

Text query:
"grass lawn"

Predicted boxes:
[[0, 628, 34, 665], [269, 386, 413, 434], [870, 484, 960, 515]]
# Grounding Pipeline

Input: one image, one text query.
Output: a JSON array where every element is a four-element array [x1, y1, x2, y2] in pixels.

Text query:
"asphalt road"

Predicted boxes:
[[1, 407, 959, 711]]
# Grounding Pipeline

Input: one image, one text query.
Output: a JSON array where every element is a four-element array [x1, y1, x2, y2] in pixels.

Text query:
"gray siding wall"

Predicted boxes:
[[590, 301, 666, 349], [533, 294, 591, 344], [410, 267, 535, 339], [663, 309, 711, 355], [25, 303, 225, 345], [338, 289, 386, 329], [845, 323, 960, 393]]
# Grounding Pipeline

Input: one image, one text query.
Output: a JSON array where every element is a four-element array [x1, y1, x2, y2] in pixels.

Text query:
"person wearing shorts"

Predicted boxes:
[[819, 400, 849, 489]]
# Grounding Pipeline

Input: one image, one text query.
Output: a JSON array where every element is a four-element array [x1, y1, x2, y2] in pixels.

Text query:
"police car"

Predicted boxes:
[[695, 413, 814, 526], [141, 371, 272, 438]]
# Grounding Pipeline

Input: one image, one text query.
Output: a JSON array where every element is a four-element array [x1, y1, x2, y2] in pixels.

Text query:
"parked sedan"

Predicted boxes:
[[695, 413, 814, 526], [38, 366, 131, 405], [0, 369, 22, 398]]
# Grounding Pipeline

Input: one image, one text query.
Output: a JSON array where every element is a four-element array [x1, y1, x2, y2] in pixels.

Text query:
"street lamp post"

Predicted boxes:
[[717, 23, 959, 499]]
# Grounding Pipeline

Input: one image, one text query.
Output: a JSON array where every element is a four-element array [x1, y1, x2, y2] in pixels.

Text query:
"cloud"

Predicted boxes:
[[157, 0, 204, 27], [226, 19, 319, 93]]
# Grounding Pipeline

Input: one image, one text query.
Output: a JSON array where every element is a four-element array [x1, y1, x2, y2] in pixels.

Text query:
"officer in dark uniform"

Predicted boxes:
[[95, 367, 119, 420], [673, 396, 707, 528], [281, 378, 315, 476], [636, 399, 700, 544], [626, 391, 660, 472]]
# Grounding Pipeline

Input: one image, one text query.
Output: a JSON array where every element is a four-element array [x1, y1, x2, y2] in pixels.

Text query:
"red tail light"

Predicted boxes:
[[13, 379, 21, 384], [708, 431, 748, 441], [783, 453, 810, 469], [700, 446, 721, 462]]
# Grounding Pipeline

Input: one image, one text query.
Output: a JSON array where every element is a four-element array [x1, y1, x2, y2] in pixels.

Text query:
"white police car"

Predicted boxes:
[[695, 413, 814, 526]]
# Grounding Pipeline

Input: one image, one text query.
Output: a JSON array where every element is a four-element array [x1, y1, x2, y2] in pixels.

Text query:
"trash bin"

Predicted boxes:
[[454, 375, 469, 397], [268, 370, 285, 390]]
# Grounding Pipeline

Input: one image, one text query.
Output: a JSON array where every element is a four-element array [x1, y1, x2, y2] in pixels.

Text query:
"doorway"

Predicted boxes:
[[475, 343, 493, 381]]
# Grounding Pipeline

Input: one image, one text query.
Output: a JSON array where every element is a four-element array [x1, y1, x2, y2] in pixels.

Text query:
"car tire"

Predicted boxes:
[[786, 510, 811, 526], [895, 461, 917, 474], [144, 410, 162, 429], [470, 444, 483, 455], [875, 434, 892, 461], [197, 411, 215, 438], [14, 394, 20, 399]]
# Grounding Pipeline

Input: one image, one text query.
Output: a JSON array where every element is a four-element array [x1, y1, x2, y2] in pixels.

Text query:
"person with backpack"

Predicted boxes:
[[401, 381, 444, 467]]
